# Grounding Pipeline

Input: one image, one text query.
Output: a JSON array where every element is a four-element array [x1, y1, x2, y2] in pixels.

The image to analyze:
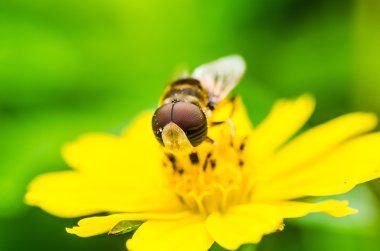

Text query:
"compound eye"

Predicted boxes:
[[171, 102, 208, 147], [152, 103, 173, 145]]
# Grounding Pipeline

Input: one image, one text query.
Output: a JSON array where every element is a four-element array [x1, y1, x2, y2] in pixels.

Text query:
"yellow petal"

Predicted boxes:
[[273, 200, 357, 218], [127, 214, 213, 251], [263, 112, 378, 180], [253, 133, 380, 201], [210, 96, 252, 139], [25, 171, 184, 218], [62, 112, 162, 178], [35, 112, 179, 217], [66, 211, 190, 237], [205, 204, 283, 250], [247, 94, 315, 162], [122, 111, 157, 143]]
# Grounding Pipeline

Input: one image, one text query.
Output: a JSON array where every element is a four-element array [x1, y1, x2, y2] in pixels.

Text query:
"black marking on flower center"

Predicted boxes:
[[166, 153, 177, 171], [167, 153, 176, 163], [239, 136, 248, 152], [210, 159, 216, 169], [239, 159, 244, 167], [203, 152, 212, 171], [189, 152, 199, 165], [177, 195, 185, 204], [202, 161, 208, 171], [239, 143, 245, 151]]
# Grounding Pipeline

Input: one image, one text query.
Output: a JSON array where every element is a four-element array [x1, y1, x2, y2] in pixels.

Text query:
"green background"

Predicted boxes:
[[1, 0, 380, 250]]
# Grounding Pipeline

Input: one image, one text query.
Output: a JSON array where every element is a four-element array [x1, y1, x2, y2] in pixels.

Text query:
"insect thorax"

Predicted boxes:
[[161, 78, 209, 107]]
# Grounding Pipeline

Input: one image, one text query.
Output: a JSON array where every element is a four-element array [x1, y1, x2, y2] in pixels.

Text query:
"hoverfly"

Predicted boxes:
[[152, 55, 246, 155]]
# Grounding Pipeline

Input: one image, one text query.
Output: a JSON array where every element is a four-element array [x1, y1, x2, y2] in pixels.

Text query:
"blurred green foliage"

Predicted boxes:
[[1, 0, 380, 250]]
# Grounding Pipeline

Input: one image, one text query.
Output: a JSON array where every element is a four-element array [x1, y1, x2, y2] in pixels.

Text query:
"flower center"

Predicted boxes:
[[162, 134, 252, 216]]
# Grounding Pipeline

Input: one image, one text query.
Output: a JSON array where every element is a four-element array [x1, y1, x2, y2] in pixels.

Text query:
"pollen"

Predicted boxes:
[[162, 134, 253, 216]]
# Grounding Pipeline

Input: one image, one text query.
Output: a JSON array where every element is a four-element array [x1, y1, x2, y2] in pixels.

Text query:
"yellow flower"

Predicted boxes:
[[25, 95, 380, 251]]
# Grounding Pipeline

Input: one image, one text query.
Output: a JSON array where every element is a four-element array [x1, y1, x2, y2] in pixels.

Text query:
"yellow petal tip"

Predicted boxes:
[[359, 112, 378, 128], [66, 227, 75, 234], [350, 208, 359, 215], [297, 93, 316, 109], [23, 192, 33, 205], [24, 188, 41, 206], [66, 226, 90, 237], [327, 201, 359, 217]]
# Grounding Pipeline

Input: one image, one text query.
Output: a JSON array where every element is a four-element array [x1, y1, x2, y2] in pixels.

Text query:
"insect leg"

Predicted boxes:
[[210, 95, 238, 124], [205, 136, 217, 145], [209, 96, 239, 147], [211, 120, 235, 147], [227, 96, 238, 118]]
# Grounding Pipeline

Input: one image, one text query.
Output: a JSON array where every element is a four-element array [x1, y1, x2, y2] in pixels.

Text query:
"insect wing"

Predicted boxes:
[[192, 55, 246, 105]]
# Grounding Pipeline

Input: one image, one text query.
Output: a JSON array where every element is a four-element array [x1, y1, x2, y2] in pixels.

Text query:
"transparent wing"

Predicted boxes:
[[192, 55, 246, 105]]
